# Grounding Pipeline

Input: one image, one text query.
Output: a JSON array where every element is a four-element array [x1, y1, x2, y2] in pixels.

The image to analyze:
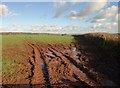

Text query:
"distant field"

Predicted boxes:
[[2, 34, 74, 45]]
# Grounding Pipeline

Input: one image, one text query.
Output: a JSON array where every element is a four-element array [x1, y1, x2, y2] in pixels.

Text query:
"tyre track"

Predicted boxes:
[[26, 42, 117, 87], [27, 42, 51, 88], [48, 46, 117, 87], [48, 47, 98, 87]]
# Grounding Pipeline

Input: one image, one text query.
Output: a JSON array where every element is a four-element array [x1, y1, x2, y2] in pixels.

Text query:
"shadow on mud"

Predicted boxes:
[[72, 34, 120, 86]]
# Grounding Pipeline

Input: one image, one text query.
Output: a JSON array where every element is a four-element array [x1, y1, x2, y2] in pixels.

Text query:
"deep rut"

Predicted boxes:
[[27, 43, 50, 88], [40, 50, 51, 87], [26, 42, 117, 88]]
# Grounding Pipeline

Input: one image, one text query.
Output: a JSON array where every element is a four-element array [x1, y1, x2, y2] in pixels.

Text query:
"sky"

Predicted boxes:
[[0, 0, 119, 34]]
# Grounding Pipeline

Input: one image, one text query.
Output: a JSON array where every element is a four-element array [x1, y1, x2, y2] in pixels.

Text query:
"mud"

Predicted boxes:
[[23, 42, 117, 87], [2, 41, 119, 88]]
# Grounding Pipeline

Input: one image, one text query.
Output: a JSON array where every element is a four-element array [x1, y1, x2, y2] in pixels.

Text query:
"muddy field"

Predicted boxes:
[[2, 33, 120, 88]]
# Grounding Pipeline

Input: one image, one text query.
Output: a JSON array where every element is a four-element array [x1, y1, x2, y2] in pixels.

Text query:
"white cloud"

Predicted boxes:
[[53, 0, 67, 6], [0, 4, 18, 17], [0, 25, 10, 32], [0, 24, 31, 32], [53, 0, 80, 18], [78, 0, 107, 17], [91, 6, 118, 22], [54, 0, 107, 18], [29, 22, 118, 34], [112, 13, 120, 22], [0, 5, 8, 16], [10, 24, 30, 32], [0, 23, 118, 34], [54, 6, 69, 18], [30, 24, 62, 33], [69, 0, 80, 5], [91, 22, 118, 30], [90, 23, 118, 33], [67, 0, 107, 20], [12, 23, 23, 29], [105, 22, 118, 29], [54, 1, 69, 18], [68, 11, 78, 20]]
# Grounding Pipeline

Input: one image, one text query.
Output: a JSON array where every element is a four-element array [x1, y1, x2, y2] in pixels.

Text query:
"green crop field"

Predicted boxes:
[[2, 34, 74, 45]]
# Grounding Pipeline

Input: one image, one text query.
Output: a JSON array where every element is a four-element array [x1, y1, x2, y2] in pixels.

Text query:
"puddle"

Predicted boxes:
[[73, 51, 80, 58], [65, 50, 71, 53], [48, 57, 51, 61], [41, 64, 45, 69], [40, 54, 46, 59], [46, 53, 55, 57], [47, 51, 52, 54], [76, 59, 81, 63], [71, 47, 77, 52]]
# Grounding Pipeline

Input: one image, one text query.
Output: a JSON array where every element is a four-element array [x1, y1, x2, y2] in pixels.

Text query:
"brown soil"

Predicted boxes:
[[2, 41, 119, 88]]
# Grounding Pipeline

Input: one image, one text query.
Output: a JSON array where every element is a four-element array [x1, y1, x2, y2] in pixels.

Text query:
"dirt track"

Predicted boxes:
[[21, 41, 117, 88]]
